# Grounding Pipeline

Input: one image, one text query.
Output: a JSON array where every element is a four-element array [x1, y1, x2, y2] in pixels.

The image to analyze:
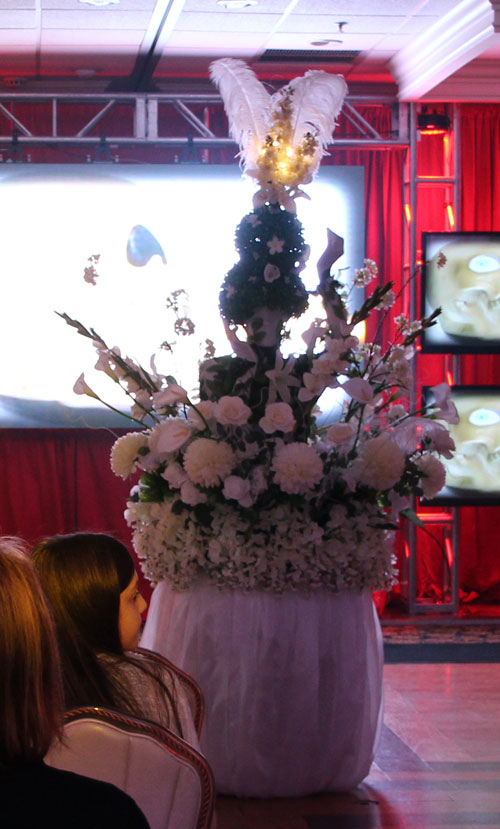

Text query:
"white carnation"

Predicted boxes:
[[110, 432, 147, 480], [272, 442, 323, 494], [355, 434, 406, 490], [183, 438, 235, 487]]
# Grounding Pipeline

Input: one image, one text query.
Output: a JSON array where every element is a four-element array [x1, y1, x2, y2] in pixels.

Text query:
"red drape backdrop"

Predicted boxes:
[[1, 103, 499, 605], [456, 105, 500, 599]]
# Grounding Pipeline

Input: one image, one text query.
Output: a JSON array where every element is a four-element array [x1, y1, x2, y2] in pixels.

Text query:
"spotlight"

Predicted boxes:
[[417, 108, 450, 136]]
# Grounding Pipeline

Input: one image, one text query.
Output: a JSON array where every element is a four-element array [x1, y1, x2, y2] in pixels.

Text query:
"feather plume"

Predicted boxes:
[[210, 58, 271, 168], [271, 71, 348, 175]]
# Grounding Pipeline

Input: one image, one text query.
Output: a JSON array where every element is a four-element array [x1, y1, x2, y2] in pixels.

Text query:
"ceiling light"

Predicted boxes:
[[79, 0, 120, 6], [417, 108, 450, 135], [310, 39, 342, 46], [217, 0, 258, 8]]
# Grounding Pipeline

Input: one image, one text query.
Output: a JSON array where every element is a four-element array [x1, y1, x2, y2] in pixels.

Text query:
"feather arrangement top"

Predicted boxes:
[[210, 58, 348, 211], [209, 58, 272, 168]]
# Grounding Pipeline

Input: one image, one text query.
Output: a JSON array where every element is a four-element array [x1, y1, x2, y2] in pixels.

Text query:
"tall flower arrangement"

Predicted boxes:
[[60, 60, 457, 593]]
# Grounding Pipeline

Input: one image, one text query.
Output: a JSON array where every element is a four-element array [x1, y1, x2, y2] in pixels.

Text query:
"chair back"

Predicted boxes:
[[45, 707, 214, 829], [134, 646, 205, 737]]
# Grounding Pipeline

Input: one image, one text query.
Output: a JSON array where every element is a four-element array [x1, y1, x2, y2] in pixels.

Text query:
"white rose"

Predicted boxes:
[[259, 402, 296, 434], [213, 395, 251, 426], [187, 400, 215, 430], [325, 422, 356, 446], [161, 462, 187, 488], [180, 479, 207, 506], [223, 475, 253, 507], [148, 418, 192, 457]]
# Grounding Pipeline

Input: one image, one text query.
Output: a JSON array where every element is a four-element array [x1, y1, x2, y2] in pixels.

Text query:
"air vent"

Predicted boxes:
[[258, 49, 359, 64]]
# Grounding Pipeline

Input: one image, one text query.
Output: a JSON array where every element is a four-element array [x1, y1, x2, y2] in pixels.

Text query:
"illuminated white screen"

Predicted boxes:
[[0, 163, 364, 426]]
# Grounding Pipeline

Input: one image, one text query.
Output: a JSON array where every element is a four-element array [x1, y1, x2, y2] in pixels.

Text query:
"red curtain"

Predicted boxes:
[[458, 105, 500, 599], [0, 428, 152, 600]]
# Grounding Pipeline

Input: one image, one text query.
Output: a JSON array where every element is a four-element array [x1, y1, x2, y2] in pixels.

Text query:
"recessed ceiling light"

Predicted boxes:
[[310, 39, 342, 46], [217, 0, 258, 8], [79, 0, 119, 6]]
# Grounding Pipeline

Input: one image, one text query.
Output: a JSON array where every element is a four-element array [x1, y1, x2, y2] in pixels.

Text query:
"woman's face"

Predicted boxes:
[[118, 571, 147, 651]]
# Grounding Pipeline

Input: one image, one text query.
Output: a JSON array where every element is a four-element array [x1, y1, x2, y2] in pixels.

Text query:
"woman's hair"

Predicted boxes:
[[0, 537, 63, 767], [32, 533, 182, 734], [31, 533, 135, 710]]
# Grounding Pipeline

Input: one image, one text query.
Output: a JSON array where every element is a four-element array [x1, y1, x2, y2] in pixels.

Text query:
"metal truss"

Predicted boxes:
[[0, 92, 407, 155]]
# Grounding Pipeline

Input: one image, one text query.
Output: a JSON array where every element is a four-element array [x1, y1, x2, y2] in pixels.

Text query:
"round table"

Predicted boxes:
[[141, 581, 383, 797]]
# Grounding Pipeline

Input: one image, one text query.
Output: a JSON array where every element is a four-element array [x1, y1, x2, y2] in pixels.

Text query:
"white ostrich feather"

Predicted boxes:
[[271, 71, 348, 172], [209, 58, 272, 168]]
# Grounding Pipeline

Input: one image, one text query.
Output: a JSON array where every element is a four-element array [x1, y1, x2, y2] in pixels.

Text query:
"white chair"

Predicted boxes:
[[133, 646, 205, 738], [45, 707, 215, 829]]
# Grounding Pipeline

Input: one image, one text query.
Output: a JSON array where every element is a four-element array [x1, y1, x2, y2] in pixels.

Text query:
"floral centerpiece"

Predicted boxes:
[[61, 60, 457, 594]]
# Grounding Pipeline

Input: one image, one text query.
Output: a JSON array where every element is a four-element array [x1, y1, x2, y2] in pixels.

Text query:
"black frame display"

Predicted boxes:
[[421, 385, 500, 506], [420, 231, 500, 354]]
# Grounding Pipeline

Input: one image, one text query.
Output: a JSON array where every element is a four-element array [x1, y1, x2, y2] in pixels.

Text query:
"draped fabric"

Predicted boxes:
[[1, 103, 499, 603], [0, 428, 152, 600], [142, 583, 384, 796]]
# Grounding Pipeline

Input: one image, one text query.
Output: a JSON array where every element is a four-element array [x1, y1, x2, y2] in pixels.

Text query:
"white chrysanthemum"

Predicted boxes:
[[110, 432, 147, 480], [272, 442, 323, 494], [355, 434, 406, 490], [183, 438, 235, 487], [415, 453, 447, 498]]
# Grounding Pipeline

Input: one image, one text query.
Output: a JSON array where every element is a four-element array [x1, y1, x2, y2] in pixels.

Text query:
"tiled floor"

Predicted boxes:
[[215, 663, 500, 828]]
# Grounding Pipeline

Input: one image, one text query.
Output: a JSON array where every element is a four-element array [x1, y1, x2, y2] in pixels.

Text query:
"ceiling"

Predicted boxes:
[[0, 0, 499, 100]]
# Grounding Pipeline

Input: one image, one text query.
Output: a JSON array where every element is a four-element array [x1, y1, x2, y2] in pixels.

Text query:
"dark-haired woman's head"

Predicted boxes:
[[0, 537, 63, 767], [31, 533, 147, 709]]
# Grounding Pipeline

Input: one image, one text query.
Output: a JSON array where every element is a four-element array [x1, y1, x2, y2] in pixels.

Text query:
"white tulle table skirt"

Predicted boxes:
[[141, 581, 383, 797]]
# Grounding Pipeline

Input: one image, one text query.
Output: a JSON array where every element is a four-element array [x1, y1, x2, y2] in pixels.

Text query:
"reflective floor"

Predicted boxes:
[[216, 663, 500, 828]]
